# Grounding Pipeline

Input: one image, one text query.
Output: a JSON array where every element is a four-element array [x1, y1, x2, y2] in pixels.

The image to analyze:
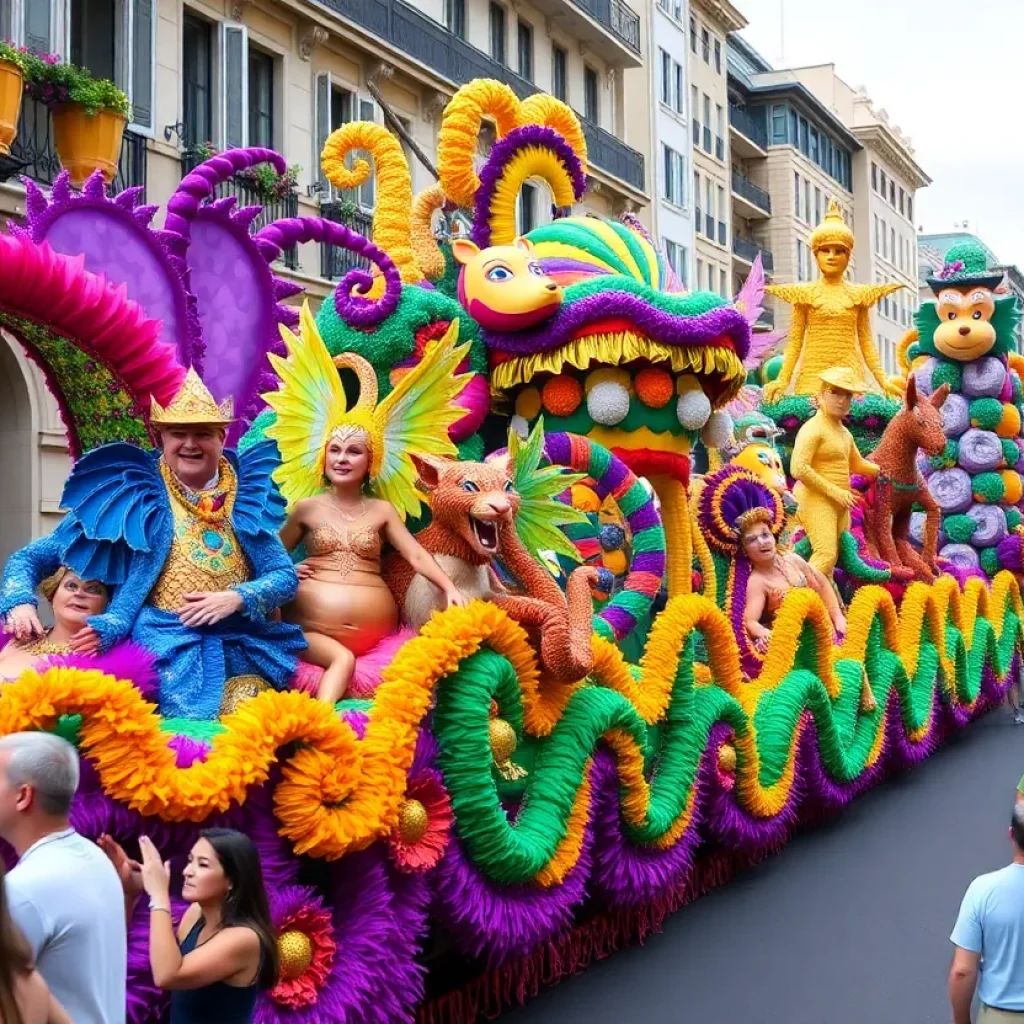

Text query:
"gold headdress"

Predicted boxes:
[[150, 367, 234, 426], [262, 302, 472, 520], [810, 198, 854, 253]]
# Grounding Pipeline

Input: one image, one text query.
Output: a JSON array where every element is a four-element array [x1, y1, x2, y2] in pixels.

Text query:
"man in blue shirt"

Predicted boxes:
[[950, 804, 1024, 1023]]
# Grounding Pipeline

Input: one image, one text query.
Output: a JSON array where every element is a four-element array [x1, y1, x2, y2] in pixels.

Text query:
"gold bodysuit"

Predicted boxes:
[[283, 517, 398, 655]]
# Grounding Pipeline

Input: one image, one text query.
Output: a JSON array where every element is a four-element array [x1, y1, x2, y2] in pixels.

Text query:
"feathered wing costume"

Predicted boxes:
[[262, 301, 473, 520]]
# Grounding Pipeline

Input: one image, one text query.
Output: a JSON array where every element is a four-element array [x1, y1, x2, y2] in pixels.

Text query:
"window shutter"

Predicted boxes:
[[315, 71, 332, 197], [130, 0, 154, 130], [357, 97, 375, 210], [221, 23, 247, 149]]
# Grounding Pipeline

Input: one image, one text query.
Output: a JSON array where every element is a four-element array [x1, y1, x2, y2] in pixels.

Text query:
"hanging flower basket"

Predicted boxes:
[[51, 103, 125, 187], [0, 48, 25, 156]]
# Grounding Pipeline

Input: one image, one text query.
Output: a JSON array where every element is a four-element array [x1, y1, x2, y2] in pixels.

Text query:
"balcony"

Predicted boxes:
[[0, 96, 147, 194], [329, 0, 645, 188], [319, 202, 374, 280], [732, 235, 774, 273], [728, 102, 768, 158], [731, 170, 771, 220], [180, 149, 299, 269]]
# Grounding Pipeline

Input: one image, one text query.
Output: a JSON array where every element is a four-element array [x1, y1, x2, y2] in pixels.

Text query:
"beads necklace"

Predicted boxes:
[[330, 492, 367, 523], [19, 631, 73, 655]]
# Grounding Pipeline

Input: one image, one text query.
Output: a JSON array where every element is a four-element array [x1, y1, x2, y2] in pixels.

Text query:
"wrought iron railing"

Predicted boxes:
[[731, 170, 771, 213], [328, 0, 645, 190], [567, 0, 640, 53], [733, 234, 774, 272], [728, 102, 768, 150], [0, 96, 146, 193], [319, 202, 374, 281], [180, 149, 298, 269]]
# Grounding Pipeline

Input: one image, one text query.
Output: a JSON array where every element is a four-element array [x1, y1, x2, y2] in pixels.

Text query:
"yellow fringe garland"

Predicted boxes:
[[410, 185, 447, 281]]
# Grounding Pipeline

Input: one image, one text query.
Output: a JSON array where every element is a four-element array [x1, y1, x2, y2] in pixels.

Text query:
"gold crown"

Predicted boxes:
[[810, 198, 855, 253], [150, 368, 234, 426]]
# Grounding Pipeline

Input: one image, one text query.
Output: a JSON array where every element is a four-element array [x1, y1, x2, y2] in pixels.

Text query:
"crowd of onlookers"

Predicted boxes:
[[0, 732, 277, 1024]]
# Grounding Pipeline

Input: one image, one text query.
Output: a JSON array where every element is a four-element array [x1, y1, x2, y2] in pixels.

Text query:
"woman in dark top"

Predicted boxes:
[[138, 828, 279, 1024]]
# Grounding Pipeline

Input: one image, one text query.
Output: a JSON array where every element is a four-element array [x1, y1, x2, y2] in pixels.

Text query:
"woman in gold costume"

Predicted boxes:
[[763, 199, 903, 401], [0, 568, 109, 681], [263, 304, 471, 704]]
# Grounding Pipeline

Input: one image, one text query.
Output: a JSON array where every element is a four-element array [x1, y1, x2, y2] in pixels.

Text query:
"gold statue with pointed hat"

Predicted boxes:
[[150, 367, 234, 427], [764, 199, 904, 401]]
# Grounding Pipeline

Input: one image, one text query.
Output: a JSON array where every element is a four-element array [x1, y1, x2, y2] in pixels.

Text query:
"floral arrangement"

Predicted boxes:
[[0, 39, 27, 70], [17, 48, 130, 117], [235, 161, 300, 203]]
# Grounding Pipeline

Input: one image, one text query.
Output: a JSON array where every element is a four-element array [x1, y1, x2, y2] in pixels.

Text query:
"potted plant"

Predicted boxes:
[[0, 41, 26, 156], [21, 51, 130, 187], [235, 162, 300, 205]]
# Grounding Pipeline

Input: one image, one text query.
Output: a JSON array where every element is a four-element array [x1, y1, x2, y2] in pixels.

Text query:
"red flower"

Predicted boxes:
[[268, 886, 337, 1010], [388, 769, 453, 873]]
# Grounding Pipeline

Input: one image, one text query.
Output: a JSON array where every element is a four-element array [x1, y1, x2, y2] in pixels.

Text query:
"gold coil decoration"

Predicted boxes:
[[410, 185, 448, 281]]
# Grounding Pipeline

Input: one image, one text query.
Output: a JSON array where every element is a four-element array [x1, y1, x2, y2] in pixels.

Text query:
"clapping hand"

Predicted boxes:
[[137, 836, 172, 903], [97, 833, 144, 901]]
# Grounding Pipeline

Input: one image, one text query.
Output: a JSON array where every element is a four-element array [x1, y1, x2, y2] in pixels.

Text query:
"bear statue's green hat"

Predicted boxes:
[[927, 240, 1005, 295]]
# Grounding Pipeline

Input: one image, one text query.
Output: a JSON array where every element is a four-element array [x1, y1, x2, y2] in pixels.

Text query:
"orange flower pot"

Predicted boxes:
[[0, 59, 24, 157], [51, 103, 125, 187]]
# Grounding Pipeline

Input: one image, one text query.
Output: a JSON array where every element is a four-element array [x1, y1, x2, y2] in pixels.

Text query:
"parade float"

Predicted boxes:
[[0, 80, 1021, 1024]]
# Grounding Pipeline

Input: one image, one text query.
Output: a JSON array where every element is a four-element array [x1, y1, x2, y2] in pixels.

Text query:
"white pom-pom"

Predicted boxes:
[[676, 389, 712, 430], [701, 410, 734, 449], [509, 415, 530, 440], [587, 381, 630, 426]]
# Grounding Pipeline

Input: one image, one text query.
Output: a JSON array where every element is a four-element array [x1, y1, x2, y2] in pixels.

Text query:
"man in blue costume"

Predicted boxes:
[[0, 369, 304, 719]]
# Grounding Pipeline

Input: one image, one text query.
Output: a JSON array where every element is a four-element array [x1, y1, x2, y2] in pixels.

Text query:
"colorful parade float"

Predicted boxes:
[[0, 79, 1022, 1022]]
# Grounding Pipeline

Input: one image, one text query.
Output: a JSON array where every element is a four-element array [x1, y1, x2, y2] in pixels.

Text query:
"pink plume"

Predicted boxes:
[[743, 328, 785, 371], [733, 253, 765, 328]]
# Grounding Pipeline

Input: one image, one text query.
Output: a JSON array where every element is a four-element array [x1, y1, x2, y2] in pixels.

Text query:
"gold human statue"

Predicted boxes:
[[790, 368, 879, 576], [764, 200, 903, 401]]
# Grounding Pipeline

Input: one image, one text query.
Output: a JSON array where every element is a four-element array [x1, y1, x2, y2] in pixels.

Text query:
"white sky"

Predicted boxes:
[[735, 0, 1024, 268]]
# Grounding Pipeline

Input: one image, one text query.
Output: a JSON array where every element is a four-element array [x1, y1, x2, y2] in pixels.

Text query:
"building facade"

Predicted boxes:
[[0, 0, 650, 557], [919, 232, 1024, 355], [689, 0, 745, 300], [649, 0, 695, 287], [788, 65, 930, 376]]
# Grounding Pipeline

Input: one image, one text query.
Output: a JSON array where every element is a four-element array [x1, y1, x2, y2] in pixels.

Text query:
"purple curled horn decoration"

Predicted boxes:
[[164, 148, 286, 244], [254, 217, 402, 327]]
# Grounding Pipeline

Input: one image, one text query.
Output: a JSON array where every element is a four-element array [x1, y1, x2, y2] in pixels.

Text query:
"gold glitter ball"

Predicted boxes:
[[489, 718, 518, 764], [398, 798, 429, 844], [277, 930, 313, 980], [717, 743, 737, 774], [219, 675, 270, 716]]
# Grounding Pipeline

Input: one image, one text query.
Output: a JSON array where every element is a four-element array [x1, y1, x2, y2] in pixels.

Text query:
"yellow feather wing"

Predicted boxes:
[[373, 319, 474, 519], [261, 303, 349, 506]]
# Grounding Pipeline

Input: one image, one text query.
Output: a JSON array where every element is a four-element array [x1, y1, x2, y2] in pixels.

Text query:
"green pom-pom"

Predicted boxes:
[[932, 361, 963, 391], [1008, 508, 1023, 531], [943, 514, 977, 543], [1013, 375, 1024, 404], [980, 547, 1001, 577], [907, 342, 921, 362], [970, 397, 1004, 430], [761, 354, 784, 384], [972, 471, 1005, 503], [929, 439, 958, 469], [1002, 439, 1020, 467]]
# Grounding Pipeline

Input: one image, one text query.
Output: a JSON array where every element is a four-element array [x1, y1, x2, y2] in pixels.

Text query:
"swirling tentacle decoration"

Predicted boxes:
[[254, 217, 402, 329], [410, 185, 448, 281], [471, 125, 587, 249], [321, 123, 422, 285], [518, 94, 588, 170], [437, 79, 523, 209]]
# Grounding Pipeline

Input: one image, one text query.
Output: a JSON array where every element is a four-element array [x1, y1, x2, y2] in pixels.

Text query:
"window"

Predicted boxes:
[[789, 108, 798, 144], [690, 15, 697, 52], [701, 27, 710, 62], [183, 13, 213, 149], [696, 257, 704, 289], [706, 176, 713, 225], [881, 219, 887, 259], [489, 3, 506, 65], [873, 214, 880, 254], [809, 126, 819, 164], [584, 65, 599, 122], [770, 104, 787, 144], [879, 168, 886, 195], [316, 76, 375, 207], [716, 103, 723, 137], [446, 0, 466, 37], [707, 261, 715, 291], [674, 62, 684, 115], [694, 170, 701, 220], [718, 184, 725, 237], [660, 49, 671, 105], [703, 93, 711, 149], [517, 19, 533, 80], [890, 226, 896, 263], [804, 180, 811, 225], [889, 180, 896, 205], [799, 118, 809, 154], [794, 171, 801, 221], [814, 186, 821, 226], [899, 187, 905, 216], [662, 144, 686, 206], [691, 85, 698, 125], [797, 239, 807, 281], [714, 39, 721, 73], [664, 240, 689, 286], [247, 48, 273, 149], [518, 181, 536, 234], [720, 267, 727, 297], [908, 196, 914, 224], [552, 45, 567, 101]]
